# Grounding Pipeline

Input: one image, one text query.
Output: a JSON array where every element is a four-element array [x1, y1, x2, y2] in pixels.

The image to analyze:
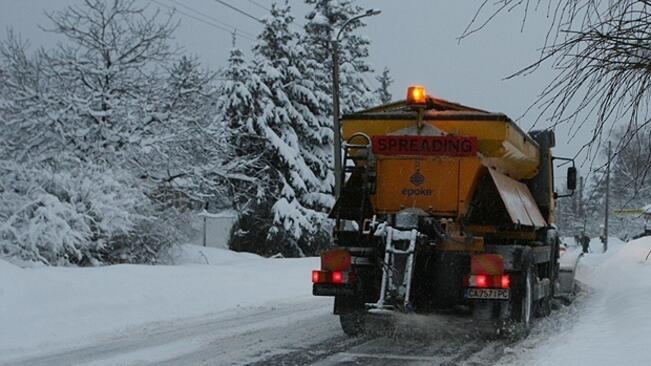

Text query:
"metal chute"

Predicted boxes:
[[488, 169, 547, 228]]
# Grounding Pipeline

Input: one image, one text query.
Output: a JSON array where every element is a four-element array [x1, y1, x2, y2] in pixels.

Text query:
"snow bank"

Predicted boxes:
[[0, 245, 319, 361], [170, 243, 263, 265], [0, 257, 22, 276], [503, 237, 651, 366]]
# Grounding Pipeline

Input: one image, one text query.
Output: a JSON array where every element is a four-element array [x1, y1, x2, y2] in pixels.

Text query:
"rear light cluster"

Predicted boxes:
[[312, 270, 353, 285], [465, 274, 510, 289]]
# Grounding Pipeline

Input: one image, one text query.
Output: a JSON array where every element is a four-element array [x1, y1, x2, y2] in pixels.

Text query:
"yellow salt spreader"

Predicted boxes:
[[312, 86, 581, 336]]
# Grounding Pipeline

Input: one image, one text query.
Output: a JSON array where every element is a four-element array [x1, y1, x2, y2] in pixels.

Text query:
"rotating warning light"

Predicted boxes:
[[407, 85, 427, 106]]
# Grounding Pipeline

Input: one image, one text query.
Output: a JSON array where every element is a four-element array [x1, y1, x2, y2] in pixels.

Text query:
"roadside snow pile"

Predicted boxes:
[[0, 256, 22, 275], [0, 245, 320, 361], [170, 243, 263, 265], [503, 237, 651, 366]]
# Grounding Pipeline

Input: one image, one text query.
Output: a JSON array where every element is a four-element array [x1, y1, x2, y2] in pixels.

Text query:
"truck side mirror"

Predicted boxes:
[[567, 166, 577, 191]]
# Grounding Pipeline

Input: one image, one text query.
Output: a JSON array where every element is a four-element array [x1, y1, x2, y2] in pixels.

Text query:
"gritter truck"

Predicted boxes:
[[312, 86, 580, 336]]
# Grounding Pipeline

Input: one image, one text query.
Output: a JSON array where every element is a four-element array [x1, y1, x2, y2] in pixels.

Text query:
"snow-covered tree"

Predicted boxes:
[[303, 0, 378, 113], [226, 2, 333, 257], [375, 66, 393, 104], [0, 32, 66, 167], [217, 47, 268, 213], [0, 1, 204, 265], [568, 125, 651, 240], [143, 55, 234, 208], [39, 0, 178, 167], [598, 127, 651, 238], [0, 162, 147, 265]]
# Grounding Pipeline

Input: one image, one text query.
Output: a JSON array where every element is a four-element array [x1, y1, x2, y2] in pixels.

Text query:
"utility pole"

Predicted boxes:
[[578, 176, 584, 217], [331, 9, 381, 199], [332, 41, 342, 198], [604, 141, 611, 252]]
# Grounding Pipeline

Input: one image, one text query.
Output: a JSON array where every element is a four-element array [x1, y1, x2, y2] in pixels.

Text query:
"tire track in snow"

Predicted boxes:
[[3, 292, 585, 366]]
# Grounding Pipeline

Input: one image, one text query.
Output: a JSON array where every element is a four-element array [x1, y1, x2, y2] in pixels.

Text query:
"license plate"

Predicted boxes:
[[465, 288, 510, 300]]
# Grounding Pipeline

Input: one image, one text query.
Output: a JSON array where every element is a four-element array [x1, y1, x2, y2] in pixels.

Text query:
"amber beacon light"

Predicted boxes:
[[407, 85, 427, 106]]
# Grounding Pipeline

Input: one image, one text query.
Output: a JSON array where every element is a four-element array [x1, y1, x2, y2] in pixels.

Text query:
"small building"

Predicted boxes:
[[197, 209, 238, 248]]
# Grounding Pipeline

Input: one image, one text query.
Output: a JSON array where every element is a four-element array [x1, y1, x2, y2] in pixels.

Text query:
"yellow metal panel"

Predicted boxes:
[[458, 158, 483, 216], [489, 169, 547, 227], [370, 156, 482, 216], [342, 118, 539, 180]]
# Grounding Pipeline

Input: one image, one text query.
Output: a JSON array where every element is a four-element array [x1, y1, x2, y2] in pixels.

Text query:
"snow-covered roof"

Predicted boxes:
[[198, 209, 238, 219]]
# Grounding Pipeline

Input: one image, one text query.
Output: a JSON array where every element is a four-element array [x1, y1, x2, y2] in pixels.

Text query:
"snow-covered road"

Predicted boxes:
[[2, 298, 337, 366], [4, 238, 651, 365], [3, 297, 518, 366]]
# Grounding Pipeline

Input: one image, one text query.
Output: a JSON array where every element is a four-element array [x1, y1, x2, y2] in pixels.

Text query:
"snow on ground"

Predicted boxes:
[[502, 236, 651, 366], [6, 236, 651, 365], [0, 245, 320, 362]]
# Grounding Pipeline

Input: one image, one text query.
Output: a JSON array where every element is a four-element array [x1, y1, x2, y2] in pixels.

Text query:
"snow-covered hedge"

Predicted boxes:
[[0, 162, 160, 265]]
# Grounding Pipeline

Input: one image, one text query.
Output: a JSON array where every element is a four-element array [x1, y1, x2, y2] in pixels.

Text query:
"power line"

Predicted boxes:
[[150, 0, 256, 42], [168, 0, 257, 39], [213, 0, 305, 35], [212, 0, 263, 24], [246, 0, 270, 12]]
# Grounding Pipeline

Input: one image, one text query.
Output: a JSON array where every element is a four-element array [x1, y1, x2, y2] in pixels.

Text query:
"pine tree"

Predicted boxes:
[[375, 66, 393, 104], [303, 0, 378, 113], [217, 46, 269, 213], [227, 2, 333, 257]]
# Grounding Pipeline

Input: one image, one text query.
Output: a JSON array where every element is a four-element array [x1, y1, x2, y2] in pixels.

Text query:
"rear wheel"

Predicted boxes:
[[536, 294, 552, 317]]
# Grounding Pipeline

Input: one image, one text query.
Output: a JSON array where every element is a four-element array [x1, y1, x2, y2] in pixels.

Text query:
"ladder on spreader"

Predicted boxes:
[[368, 227, 418, 311], [338, 133, 375, 239]]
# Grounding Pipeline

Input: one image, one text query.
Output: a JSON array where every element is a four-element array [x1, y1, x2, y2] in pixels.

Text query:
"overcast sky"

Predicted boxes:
[[0, 0, 587, 183]]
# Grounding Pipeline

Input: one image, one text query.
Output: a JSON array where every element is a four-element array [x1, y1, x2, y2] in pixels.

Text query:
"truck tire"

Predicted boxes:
[[511, 265, 534, 331], [339, 312, 366, 336], [537, 295, 552, 317]]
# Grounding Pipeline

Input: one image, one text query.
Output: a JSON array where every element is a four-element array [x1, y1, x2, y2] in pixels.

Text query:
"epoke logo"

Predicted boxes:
[[409, 170, 425, 186], [402, 169, 432, 197]]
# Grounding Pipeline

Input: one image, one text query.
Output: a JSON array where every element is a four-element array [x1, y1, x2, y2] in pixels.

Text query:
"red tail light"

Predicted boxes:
[[312, 270, 353, 285], [312, 270, 322, 283], [331, 271, 343, 284], [501, 275, 510, 289], [466, 274, 510, 289], [475, 274, 488, 288]]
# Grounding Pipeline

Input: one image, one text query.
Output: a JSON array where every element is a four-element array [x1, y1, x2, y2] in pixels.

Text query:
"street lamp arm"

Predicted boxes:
[[335, 9, 381, 42], [331, 8, 380, 200]]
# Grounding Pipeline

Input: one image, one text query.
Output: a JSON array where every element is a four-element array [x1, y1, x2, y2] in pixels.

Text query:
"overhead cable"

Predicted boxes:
[[212, 0, 263, 24], [246, 0, 270, 12], [169, 0, 257, 39], [151, 0, 256, 42]]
